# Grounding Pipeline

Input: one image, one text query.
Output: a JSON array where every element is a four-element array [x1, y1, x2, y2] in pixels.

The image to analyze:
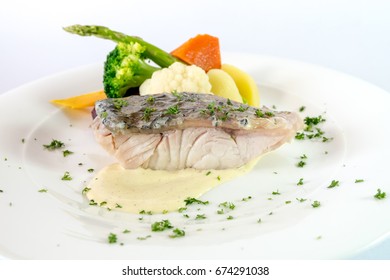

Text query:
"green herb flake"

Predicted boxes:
[[226, 215, 234, 220], [169, 228, 185, 238], [272, 190, 281, 195], [217, 175, 221, 181], [205, 171, 211, 176], [184, 197, 209, 206], [299, 106, 306, 112], [100, 111, 108, 118], [355, 179, 364, 183], [296, 198, 307, 203], [89, 199, 98, 206], [38, 188, 48, 193], [61, 171, 72, 181], [139, 210, 153, 215], [195, 214, 206, 220], [122, 229, 131, 234], [151, 220, 173, 232], [285, 200, 292, 204], [99, 201, 107, 207], [217, 209, 224, 214], [327, 180, 340, 189], [178, 207, 187, 213], [43, 139, 64, 151], [142, 107, 156, 121], [146, 95, 155, 104], [108, 233, 117, 244], [62, 150, 74, 157], [165, 104, 180, 115], [82, 187, 91, 195], [255, 109, 264, 118], [115, 203, 122, 209], [242, 196, 252, 202], [257, 218, 262, 223], [297, 161, 306, 168], [113, 99, 128, 109], [311, 200, 321, 208], [374, 189, 386, 200], [219, 201, 236, 210], [137, 235, 152, 241]]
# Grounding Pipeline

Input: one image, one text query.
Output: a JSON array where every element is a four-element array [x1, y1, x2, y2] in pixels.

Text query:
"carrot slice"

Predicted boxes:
[[171, 34, 221, 72], [51, 90, 106, 109]]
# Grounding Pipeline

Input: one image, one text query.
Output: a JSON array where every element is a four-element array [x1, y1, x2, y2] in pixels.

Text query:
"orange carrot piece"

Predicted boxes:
[[51, 90, 106, 109], [171, 34, 221, 72]]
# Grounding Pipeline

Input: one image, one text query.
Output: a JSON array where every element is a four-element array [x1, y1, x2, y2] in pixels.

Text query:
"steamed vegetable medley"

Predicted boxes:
[[52, 25, 260, 108]]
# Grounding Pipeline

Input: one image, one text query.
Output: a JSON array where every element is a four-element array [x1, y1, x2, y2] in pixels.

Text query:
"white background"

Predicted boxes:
[[1, 0, 390, 260]]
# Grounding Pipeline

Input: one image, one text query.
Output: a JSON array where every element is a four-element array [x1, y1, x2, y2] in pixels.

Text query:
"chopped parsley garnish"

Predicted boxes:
[[255, 109, 264, 118], [38, 188, 48, 193], [43, 139, 64, 150], [87, 168, 95, 173], [142, 107, 156, 121], [89, 200, 98, 206], [99, 201, 107, 207], [205, 171, 211, 176], [137, 235, 152, 241], [195, 214, 206, 220], [296, 198, 307, 203], [108, 233, 117, 244], [297, 160, 306, 168], [299, 106, 306, 112], [139, 210, 153, 215], [242, 196, 252, 202], [122, 229, 131, 234], [219, 201, 236, 210], [178, 207, 187, 213], [217, 209, 224, 214], [82, 187, 91, 195], [113, 99, 128, 109], [184, 197, 209, 206], [146, 95, 155, 104], [297, 178, 304, 186], [165, 104, 180, 115], [217, 175, 221, 181], [227, 99, 233, 106], [169, 228, 185, 238], [355, 179, 364, 183], [61, 171, 72, 181], [272, 190, 281, 195], [115, 203, 123, 209], [311, 200, 321, 208], [62, 150, 73, 157], [151, 220, 173, 232], [100, 111, 108, 118], [172, 91, 183, 101], [226, 215, 234, 220], [327, 180, 340, 188], [374, 189, 386, 200]]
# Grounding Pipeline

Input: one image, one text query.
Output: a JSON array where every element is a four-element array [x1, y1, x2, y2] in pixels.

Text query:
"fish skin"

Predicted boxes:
[[95, 92, 297, 134], [92, 92, 303, 170]]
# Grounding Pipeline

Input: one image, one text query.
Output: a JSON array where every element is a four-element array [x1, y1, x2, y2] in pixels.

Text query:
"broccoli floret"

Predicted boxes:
[[64, 25, 181, 98], [103, 42, 160, 98]]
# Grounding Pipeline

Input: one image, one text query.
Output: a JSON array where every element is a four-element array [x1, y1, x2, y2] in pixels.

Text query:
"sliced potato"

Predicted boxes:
[[221, 64, 260, 107], [207, 69, 243, 103]]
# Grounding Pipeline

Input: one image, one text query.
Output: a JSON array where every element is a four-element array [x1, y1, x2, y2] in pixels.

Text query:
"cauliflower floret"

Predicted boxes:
[[139, 62, 212, 95]]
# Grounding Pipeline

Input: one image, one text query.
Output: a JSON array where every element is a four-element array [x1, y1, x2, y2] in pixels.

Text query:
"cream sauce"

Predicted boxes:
[[86, 160, 258, 214]]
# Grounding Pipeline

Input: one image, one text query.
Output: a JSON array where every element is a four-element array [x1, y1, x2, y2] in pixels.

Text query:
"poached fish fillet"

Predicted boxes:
[[92, 92, 303, 170]]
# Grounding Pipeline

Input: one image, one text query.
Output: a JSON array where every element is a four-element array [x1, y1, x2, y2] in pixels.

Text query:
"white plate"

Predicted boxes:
[[1, 53, 389, 260]]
